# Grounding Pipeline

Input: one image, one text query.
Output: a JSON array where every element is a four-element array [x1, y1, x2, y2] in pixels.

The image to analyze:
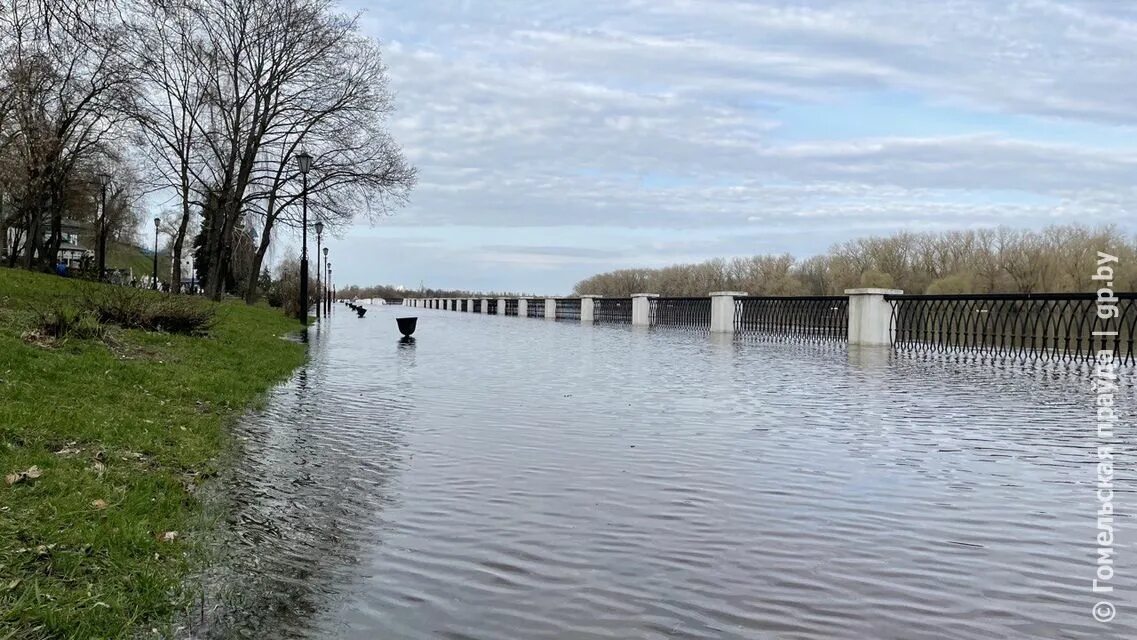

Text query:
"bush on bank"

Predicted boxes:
[[0, 268, 306, 639]]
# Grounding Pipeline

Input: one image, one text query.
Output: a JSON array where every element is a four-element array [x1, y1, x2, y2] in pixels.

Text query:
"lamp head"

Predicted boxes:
[[296, 150, 312, 175], [315, 220, 324, 236]]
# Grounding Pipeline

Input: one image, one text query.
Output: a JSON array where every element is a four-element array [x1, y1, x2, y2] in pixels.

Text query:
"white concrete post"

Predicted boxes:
[[631, 293, 658, 326], [545, 298, 557, 319], [710, 291, 747, 333], [580, 295, 598, 324], [845, 288, 902, 346], [497, 298, 507, 315], [518, 297, 529, 317], [468, 298, 474, 312]]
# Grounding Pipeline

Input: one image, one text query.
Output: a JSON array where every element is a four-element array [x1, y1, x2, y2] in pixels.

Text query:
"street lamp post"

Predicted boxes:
[[97, 173, 110, 280], [323, 248, 329, 315], [152, 217, 160, 290], [315, 220, 323, 321], [296, 151, 312, 325], [326, 261, 332, 314]]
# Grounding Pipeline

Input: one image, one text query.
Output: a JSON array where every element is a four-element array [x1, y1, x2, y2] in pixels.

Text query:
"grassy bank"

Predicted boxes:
[[0, 268, 306, 639]]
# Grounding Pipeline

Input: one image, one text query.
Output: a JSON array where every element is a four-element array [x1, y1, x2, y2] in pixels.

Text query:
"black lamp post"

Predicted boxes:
[[296, 150, 312, 325], [323, 248, 329, 315], [152, 217, 160, 290], [97, 173, 110, 280], [314, 220, 323, 321]]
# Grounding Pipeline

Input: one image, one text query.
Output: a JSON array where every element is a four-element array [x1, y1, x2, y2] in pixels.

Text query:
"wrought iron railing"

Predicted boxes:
[[594, 298, 632, 324], [527, 299, 546, 318], [504, 299, 519, 316], [460, 299, 468, 312], [486, 299, 498, 314], [887, 293, 1137, 363], [734, 296, 848, 341], [650, 297, 711, 329], [555, 298, 581, 321]]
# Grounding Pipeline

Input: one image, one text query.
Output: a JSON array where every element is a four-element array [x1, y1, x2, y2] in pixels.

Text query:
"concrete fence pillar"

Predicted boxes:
[[468, 298, 474, 312], [497, 298, 507, 315], [580, 295, 599, 324], [710, 291, 747, 333], [545, 298, 557, 319], [518, 297, 529, 317], [846, 288, 902, 346], [631, 293, 658, 326]]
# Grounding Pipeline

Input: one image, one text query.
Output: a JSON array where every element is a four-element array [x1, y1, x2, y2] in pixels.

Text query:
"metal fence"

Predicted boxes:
[[887, 293, 1137, 363], [527, 299, 546, 318], [555, 298, 581, 321], [734, 296, 849, 342], [486, 299, 498, 314], [504, 299, 519, 316], [460, 299, 468, 312], [594, 298, 632, 324], [650, 297, 711, 329]]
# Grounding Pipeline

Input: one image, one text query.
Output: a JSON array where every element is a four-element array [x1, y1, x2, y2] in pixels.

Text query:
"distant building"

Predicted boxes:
[[3, 218, 93, 269]]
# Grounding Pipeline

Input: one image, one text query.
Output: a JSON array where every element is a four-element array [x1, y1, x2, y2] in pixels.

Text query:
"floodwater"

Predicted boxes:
[[201, 303, 1136, 639]]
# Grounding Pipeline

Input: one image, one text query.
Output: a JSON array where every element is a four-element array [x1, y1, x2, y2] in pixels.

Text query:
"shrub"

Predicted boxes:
[[82, 287, 217, 335], [33, 305, 106, 340]]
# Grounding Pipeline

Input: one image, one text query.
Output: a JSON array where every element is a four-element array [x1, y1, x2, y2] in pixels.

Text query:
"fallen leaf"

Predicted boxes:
[[90, 461, 106, 476], [91, 499, 108, 510], [5, 466, 43, 486], [54, 447, 81, 456], [158, 531, 178, 543]]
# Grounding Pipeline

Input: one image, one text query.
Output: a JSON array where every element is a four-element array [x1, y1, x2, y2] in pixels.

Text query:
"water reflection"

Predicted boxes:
[[207, 305, 1135, 639]]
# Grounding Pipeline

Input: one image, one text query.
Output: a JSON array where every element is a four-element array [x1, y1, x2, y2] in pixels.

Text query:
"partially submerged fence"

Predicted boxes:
[[650, 297, 710, 329], [405, 289, 1136, 364], [734, 296, 847, 342], [556, 298, 581, 321], [527, 298, 546, 319], [594, 298, 632, 324], [888, 293, 1136, 364]]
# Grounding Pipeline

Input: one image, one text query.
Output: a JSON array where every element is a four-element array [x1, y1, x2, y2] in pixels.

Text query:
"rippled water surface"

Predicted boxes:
[[206, 304, 1136, 639]]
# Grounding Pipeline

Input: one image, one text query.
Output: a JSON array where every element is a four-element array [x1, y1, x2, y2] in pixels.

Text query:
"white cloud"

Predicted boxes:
[[335, 0, 1137, 290]]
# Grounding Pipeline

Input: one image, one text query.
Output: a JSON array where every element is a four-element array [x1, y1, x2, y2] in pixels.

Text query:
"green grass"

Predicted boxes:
[[105, 241, 172, 281], [0, 267, 306, 639]]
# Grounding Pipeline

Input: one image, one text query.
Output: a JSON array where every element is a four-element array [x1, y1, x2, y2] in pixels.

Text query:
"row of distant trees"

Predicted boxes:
[[0, 0, 414, 302], [573, 225, 1137, 297], [340, 284, 534, 301]]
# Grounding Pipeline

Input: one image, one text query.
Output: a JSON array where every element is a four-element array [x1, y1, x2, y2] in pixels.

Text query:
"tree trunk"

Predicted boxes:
[[170, 175, 192, 294], [244, 227, 272, 304]]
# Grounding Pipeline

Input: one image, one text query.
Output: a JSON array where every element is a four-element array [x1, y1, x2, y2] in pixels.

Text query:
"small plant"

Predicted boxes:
[[32, 305, 106, 340]]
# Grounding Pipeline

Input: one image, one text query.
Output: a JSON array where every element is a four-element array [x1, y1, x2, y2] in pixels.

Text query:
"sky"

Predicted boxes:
[[320, 0, 1137, 294]]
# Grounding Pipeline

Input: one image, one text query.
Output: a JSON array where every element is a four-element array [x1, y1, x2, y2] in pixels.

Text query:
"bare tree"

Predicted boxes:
[[167, 0, 414, 301], [128, 0, 210, 291], [0, 0, 134, 271]]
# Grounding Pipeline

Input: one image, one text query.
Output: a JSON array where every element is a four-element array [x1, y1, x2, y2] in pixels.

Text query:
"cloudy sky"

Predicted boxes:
[[324, 0, 1137, 294]]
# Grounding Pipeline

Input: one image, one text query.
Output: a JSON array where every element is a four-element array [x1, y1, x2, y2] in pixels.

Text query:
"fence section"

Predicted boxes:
[[485, 299, 498, 314], [555, 298, 581, 321], [734, 296, 848, 342], [504, 299, 519, 316], [594, 298, 632, 324], [649, 297, 711, 329], [527, 299, 546, 318], [887, 293, 1136, 363]]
